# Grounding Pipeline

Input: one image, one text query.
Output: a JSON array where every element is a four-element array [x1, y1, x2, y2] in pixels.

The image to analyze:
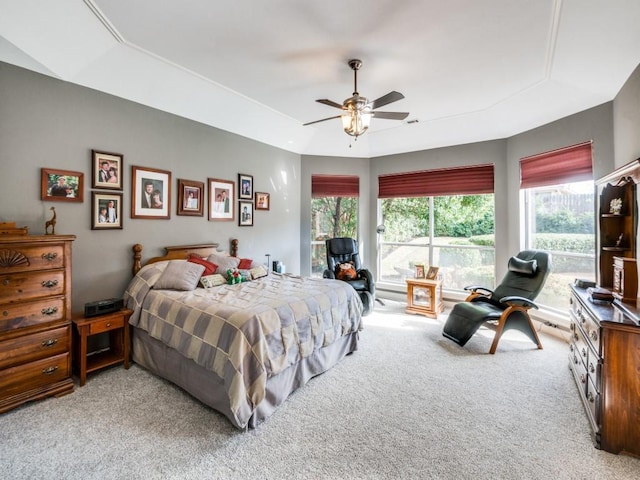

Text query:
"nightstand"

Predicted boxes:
[[72, 309, 133, 386], [405, 278, 444, 318]]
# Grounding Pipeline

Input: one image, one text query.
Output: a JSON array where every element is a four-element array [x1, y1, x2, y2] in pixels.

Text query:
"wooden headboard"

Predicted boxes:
[[132, 238, 238, 275]]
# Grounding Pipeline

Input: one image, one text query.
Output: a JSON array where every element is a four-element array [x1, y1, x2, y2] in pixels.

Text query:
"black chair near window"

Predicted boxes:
[[323, 237, 376, 316], [442, 250, 552, 354]]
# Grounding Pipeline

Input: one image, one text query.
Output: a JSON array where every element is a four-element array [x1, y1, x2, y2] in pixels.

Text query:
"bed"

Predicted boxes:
[[123, 240, 363, 429]]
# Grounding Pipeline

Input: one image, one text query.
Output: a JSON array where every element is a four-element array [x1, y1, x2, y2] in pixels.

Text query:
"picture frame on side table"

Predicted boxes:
[[255, 192, 270, 210], [41, 168, 84, 202], [426, 266, 440, 280], [177, 179, 204, 216], [92, 150, 123, 190], [91, 192, 123, 229], [238, 173, 253, 200], [239, 200, 253, 226], [208, 178, 234, 221], [131, 165, 171, 219]]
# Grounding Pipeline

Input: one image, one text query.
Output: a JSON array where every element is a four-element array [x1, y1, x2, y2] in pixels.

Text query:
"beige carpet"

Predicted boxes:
[[1, 301, 638, 479]]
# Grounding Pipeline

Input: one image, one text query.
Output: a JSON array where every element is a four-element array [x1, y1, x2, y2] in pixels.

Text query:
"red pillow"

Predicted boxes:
[[187, 255, 218, 276], [237, 258, 253, 269]]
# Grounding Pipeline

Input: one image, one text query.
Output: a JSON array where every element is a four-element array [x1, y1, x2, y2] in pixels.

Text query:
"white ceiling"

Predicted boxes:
[[1, 0, 640, 158]]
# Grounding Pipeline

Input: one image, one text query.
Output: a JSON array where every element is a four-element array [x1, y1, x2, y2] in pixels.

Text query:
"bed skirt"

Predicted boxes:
[[131, 327, 360, 429]]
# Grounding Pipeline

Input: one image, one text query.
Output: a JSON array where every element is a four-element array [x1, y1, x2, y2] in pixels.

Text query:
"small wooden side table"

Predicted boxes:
[[72, 309, 133, 386], [405, 278, 444, 318]]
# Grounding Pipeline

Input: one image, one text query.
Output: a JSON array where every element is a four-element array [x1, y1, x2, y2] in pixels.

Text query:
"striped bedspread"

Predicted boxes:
[[124, 261, 363, 427]]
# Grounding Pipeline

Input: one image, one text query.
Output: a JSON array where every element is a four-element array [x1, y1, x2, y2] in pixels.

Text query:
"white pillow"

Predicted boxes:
[[207, 253, 240, 278], [200, 274, 227, 288], [153, 260, 205, 291], [250, 264, 268, 279]]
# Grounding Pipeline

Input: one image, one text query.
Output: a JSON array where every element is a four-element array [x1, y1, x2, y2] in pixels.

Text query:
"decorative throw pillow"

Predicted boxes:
[[508, 256, 537, 276], [207, 253, 240, 279], [249, 264, 268, 280], [153, 261, 205, 291], [199, 273, 227, 288], [187, 254, 218, 276], [336, 262, 357, 281], [237, 258, 253, 269]]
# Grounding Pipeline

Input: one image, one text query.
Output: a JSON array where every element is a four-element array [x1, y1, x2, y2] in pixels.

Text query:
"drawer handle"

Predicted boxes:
[[573, 333, 579, 342], [573, 354, 578, 365], [2, 279, 8, 286], [105, 322, 111, 327], [42, 366, 58, 375], [580, 374, 586, 384], [42, 338, 58, 347], [589, 363, 595, 373], [41, 252, 58, 261], [569, 344, 574, 352], [581, 348, 587, 358], [587, 392, 595, 403], [590, 330, 598, 341], [41, 306, 58, 315], [2, 310, 7, 316], [41, 279, 58, 288]]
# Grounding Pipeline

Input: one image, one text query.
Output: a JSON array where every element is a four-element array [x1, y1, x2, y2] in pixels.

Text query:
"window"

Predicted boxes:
[[311, 175, 359, 277], [378, 165, 495, 290], [520, 142, 595, 311], [378, 195, 495, 289]]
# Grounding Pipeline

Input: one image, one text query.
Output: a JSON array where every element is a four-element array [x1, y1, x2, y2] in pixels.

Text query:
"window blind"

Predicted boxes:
[[520, 141, 593, 189], [311, 175, 359, 198], [378, 164, 494, 198]]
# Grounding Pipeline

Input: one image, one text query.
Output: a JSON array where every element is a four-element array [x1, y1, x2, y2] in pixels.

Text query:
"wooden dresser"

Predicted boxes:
[[569, 284, 640, 457], [0, 234, 75, 413]]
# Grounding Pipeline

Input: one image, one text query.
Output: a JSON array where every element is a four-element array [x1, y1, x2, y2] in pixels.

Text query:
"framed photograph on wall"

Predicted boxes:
[[239, 200, 253, 226], [208, 178, 234, 221], [177, 179, 204, 216], [255, 192, 270, 210], [238, 173, 253, 200], [40, 168, 84, 202], [131, 165, 171, 219], [91, 192, 123, 230], [91, 150, 123, 190]]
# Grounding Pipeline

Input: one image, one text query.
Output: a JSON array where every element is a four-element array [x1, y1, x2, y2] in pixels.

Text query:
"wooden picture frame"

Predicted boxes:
[[255, 192, 270, 210], [91, 150, 123, 190], [131, 165, 171, 219], [414, 264, 425, 279], [208, 178, 234, 221], [239, 200, 254, 226], [91, 192, 123, 230], [426, 266, 440, 280], [177, 179, 204, 216], [238, 173, 253, 200], [41, 168, 84, 202]]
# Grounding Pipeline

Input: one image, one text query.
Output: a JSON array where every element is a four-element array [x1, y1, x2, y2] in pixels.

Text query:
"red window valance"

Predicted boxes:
[[312, 175, 359, 198], [520, 141, 593, 189], [378, 164, 494, 198]]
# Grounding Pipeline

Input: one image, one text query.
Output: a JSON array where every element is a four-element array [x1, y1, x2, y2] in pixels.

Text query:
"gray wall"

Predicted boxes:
[[0, 62, 301, 307], [613, 63, 640, 167]]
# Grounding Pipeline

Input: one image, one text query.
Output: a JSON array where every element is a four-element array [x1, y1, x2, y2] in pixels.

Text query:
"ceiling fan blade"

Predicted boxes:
[[303, 115, 343, 126], [369, 91, 404, 110], [316, 99, 345, 109], [372, 111, 410, 120]]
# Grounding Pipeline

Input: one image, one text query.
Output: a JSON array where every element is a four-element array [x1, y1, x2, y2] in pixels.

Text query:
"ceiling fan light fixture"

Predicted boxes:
[[342, 110, 372, 137]]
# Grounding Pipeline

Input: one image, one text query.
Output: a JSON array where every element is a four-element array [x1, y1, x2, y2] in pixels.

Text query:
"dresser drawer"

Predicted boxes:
[[586, 376, 601, 432], [0, 270, 65, 303], [0, 296, 65, 333], [0, 244, 65, 274], [0, 352, 70, 399], [0, 325, 69, 370], [89, 315, 124, 335]]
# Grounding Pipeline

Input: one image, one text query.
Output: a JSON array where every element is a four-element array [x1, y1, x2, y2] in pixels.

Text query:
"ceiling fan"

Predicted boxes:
[[303, 59, 409, 138]]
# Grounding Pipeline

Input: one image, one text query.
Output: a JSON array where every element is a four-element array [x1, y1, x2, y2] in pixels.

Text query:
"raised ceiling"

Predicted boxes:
[[1, 0, 639, 158]]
